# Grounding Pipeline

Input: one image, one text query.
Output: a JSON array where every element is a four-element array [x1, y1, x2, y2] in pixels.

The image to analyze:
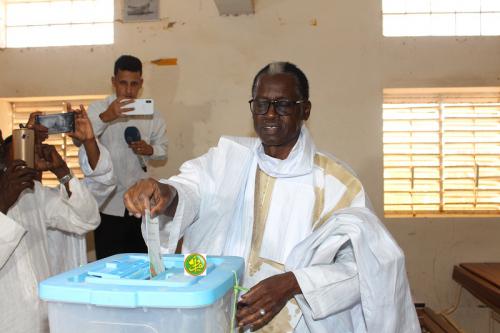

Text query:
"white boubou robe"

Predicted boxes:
[[0, 142, 115, 333], [152, 126, 420, 333]]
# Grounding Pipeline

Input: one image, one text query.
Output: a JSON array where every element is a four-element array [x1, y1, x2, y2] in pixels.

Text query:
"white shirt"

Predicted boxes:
[[0, 143, 112, 333], [88, 94, 168, 216]]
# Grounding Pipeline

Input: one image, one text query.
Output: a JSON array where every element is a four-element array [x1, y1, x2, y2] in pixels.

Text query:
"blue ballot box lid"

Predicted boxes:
[[39, 254, 245, 309]]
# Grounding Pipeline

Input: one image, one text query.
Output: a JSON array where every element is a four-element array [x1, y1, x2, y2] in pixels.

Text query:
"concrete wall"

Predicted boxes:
[[0, 100, 12, 138], [0, 0, 499, 331]]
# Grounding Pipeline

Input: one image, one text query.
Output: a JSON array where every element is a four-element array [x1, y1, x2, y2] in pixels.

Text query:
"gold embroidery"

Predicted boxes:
[[312, 185, 324, 226], [312, 154, 363, 230], [248, 168, 276, 275], [248, 168, 294, 333]]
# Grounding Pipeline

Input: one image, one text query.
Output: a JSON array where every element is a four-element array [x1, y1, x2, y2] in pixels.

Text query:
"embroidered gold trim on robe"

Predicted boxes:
[[248, 168, 277, 275], [247, 168, 294, 333], [312, 154, 363, 231]]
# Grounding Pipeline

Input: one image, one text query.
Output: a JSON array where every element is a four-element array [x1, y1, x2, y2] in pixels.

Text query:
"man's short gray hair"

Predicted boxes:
[[251, 61, 309, 100]]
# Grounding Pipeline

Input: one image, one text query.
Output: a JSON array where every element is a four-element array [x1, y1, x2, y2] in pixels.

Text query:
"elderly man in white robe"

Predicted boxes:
[[124, 62, 421, 333], [0, 107, 115, 333]]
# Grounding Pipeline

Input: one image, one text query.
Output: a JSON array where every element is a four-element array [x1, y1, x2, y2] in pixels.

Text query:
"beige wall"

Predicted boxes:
[[0, 0, 499, 331], [0, 100, 12, 138]]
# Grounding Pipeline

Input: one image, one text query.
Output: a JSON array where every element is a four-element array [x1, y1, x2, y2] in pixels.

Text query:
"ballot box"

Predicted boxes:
[[39, 254, 244, 333]]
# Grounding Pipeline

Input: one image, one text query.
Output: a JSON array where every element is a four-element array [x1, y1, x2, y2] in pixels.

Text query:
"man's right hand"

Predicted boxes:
[[99, 97, 135, 123], [124, 178, 177, 218], [0, 160, 37, 214]]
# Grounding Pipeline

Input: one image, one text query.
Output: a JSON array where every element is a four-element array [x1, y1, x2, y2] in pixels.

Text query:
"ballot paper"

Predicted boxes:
[[145, 209, 165, 278]]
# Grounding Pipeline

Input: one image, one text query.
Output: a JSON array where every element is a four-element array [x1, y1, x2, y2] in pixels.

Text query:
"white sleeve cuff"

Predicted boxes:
[[79, 140, 113, 178]]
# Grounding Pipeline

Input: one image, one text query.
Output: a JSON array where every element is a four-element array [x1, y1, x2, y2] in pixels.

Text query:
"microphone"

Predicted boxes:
[[124, 126, 146, 171], [124, 126, 141, 144]]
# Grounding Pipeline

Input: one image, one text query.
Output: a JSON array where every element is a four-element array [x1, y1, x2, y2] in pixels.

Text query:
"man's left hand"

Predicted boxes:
[[35, 144, 70, 179], [26, 111, 49, 144], [129, 140, 153, 156], [236, 272, 301, 331], [67, 103, 95, 144]]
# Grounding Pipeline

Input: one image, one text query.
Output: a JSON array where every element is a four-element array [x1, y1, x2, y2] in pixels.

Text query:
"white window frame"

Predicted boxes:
[[383, 87, 500, 217], [382, 0, 500, 37], [2, 0, 114, 48]]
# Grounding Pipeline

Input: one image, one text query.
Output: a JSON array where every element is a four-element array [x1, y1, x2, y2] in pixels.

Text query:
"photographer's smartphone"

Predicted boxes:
[[121, 99, 154, 116], [12, 128, 35, 168], [35, 112, 75, 134]]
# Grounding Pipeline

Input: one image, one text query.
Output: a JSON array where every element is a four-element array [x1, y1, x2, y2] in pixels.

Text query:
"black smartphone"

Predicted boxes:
[[35, 112, 75, 134]]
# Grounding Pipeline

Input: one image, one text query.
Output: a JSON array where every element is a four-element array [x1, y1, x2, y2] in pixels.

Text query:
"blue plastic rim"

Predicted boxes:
[[39, 254, 245, 309]]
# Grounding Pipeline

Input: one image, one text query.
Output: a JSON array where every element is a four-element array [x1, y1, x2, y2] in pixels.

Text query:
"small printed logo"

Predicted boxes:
[[184, 253, 207, 276]]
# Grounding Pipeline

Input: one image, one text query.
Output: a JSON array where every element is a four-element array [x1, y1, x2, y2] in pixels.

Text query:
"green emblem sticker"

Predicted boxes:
[[184, 253, 207, 276]]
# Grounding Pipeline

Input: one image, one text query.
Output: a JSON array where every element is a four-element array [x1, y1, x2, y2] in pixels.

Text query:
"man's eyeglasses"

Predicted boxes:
[[248, 99, 306, 116]]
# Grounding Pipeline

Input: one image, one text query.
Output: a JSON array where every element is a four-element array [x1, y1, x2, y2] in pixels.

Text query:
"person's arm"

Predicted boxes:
[[125, 139, 241, 255], [36, 102, 101, 233], [68, 104, 100, 170], [79, 140, 116, 207], [40, 177, 100, 235], [87, 97, 133, 136], [124, 139, 222, 220], [124, 178, 178, 218], [0, 212, 26, 269], [291, 241, 360, 319], [236, 271, 302, 330], [98, 97, 134, 123], [0, 162, 37, 269], [237, 241, 359, 330], [83, 138, 100, 170], [87, 100, 109, 136], [35, 144, 72, 195]]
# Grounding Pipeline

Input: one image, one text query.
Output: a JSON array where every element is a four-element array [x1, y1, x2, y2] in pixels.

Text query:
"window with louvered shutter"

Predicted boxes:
[[10, 96, 105, 187], [383, 88, 500, 217]]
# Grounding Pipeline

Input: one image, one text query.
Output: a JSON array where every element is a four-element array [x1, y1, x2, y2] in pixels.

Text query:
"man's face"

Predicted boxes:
[[112, 70, 143, 99], [252, 73, 311, 159]]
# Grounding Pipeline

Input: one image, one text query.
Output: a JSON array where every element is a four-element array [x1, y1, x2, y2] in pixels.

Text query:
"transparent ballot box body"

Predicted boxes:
[[39, 254, 244, 333]]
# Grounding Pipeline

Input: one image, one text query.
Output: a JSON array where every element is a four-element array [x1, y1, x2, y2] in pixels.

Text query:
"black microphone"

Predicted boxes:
[[124, 126, 141, 144], [124, 126, 146, 171]]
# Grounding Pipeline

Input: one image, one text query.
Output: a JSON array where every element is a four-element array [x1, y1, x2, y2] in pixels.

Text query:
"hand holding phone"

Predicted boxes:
[[121, 99, 154, 116], [67, 104, 95, 143], [98, 98, 134, 123], [35, 112, 75, 134], [12, 128, 35, 168], [35, 144, 70, 178], [26, 111, 49, 144]]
